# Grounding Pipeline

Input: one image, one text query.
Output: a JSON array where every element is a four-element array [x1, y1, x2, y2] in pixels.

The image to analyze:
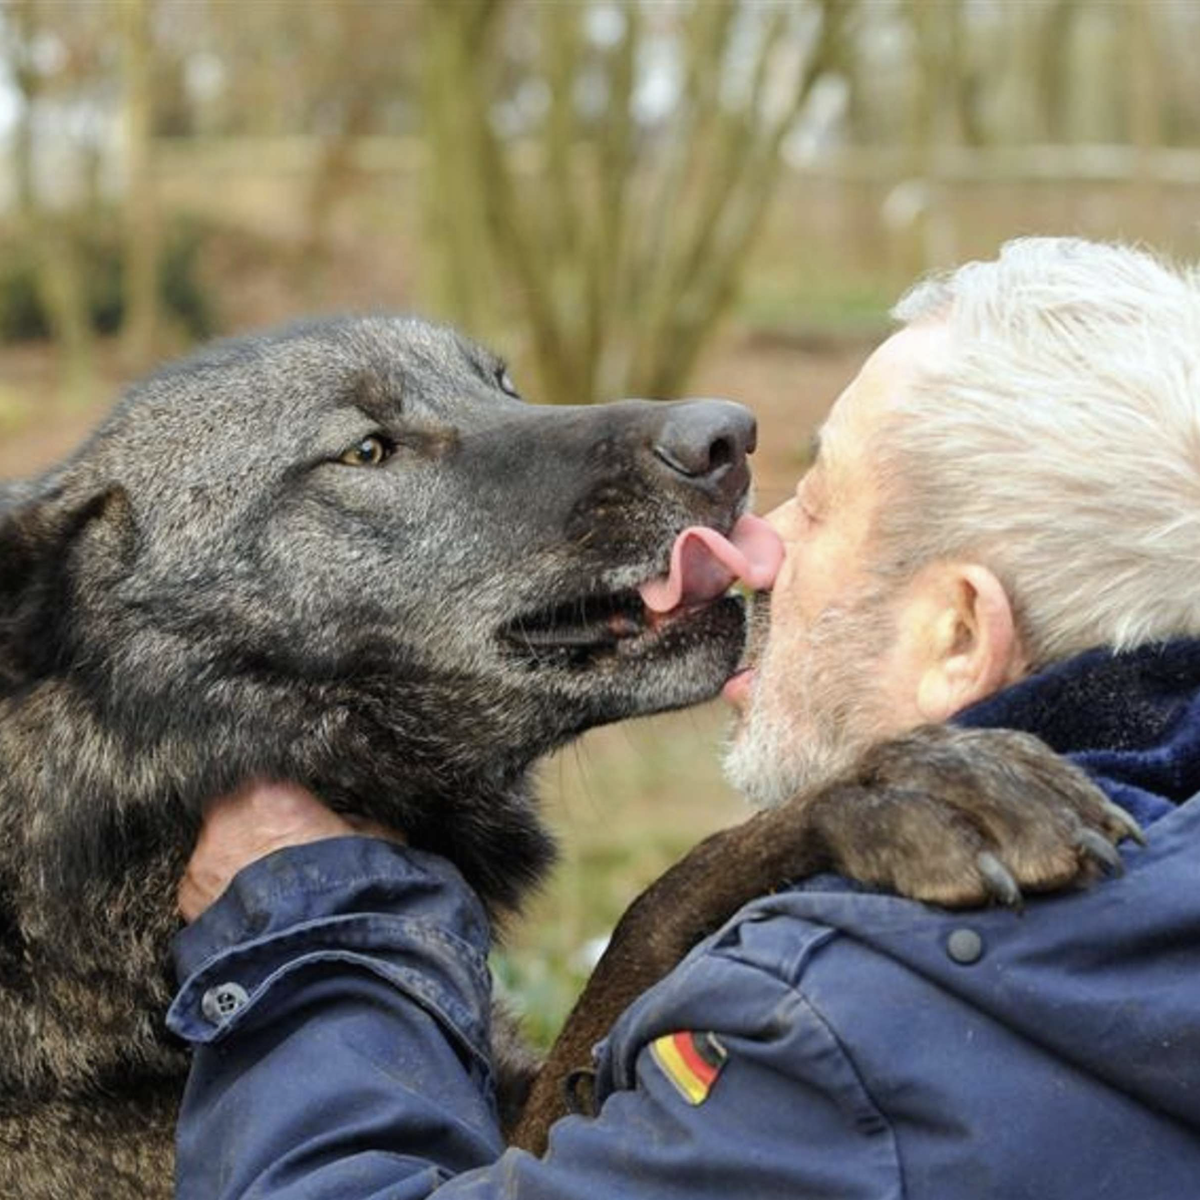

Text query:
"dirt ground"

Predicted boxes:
[[0, 328, 868, 1043]]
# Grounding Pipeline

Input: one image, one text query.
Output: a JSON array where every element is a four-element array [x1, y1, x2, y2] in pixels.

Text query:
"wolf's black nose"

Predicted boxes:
[[653, 400, 757, 491]]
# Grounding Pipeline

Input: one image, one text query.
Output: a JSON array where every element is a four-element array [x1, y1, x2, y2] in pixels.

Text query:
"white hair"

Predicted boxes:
[[874, 236, 1200, 665]]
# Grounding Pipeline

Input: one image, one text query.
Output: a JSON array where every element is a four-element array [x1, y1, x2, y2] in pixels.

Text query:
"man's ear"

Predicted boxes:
[[913, 563, 1025, 723], [0, 484, 134, 687]]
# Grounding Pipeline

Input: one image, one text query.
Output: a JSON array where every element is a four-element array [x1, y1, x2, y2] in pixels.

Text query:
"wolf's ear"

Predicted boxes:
[[0, 485, 134, 686]]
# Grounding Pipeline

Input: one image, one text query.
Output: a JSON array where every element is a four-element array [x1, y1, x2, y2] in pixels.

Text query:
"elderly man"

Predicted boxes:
[[171, 239, 1200, 1197]]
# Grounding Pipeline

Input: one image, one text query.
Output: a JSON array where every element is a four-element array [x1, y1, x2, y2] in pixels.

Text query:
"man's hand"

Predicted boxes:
[[178, 780, 403, 922]]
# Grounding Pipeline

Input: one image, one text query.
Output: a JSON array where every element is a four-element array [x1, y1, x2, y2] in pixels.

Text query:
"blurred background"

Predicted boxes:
[[2, 0, 1198, 1045]]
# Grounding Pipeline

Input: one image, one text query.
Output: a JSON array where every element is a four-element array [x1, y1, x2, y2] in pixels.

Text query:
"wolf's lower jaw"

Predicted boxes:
[[499, 589, 742, 670]]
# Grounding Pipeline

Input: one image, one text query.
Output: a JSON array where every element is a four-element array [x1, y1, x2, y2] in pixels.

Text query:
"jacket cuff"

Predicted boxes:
[[167, 837, 494, 1064]]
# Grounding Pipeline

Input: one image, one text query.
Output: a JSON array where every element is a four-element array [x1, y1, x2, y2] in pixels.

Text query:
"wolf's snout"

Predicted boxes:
[[652, 400, 756, 496]]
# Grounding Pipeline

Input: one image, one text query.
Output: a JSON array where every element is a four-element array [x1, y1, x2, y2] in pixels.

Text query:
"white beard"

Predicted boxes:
[[722, 583, 900, 808]]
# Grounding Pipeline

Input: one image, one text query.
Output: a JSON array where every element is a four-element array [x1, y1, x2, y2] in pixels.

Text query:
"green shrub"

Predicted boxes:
[[0, 212, 218, 344], [0, 253, 45, 341]]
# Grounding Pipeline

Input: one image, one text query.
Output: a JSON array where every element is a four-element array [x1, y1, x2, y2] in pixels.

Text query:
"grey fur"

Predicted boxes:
[[0, 316, 754, 1197]]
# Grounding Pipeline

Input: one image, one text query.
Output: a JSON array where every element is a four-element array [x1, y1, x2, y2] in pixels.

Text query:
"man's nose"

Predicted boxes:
[[651, 399, 756, 501]]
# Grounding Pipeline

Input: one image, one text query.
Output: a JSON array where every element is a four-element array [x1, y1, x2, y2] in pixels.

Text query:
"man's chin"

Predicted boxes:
[[721, 687, 879, 810], [723, 581, 904, 808], [721, 709, 804, 810]]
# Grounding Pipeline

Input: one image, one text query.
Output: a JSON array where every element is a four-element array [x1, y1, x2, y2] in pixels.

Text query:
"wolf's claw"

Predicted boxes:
[[976, 851, 1022, 907], [1104, 801, 1147, 846], [1076, 828, 1125, 875]]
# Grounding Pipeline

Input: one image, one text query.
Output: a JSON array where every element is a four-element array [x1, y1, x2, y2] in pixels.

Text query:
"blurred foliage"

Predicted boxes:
[[736, 273, 894, 341], [420, 0, 847, 404], [0, 213, 217, 344], [7, 0, 1197, 403]]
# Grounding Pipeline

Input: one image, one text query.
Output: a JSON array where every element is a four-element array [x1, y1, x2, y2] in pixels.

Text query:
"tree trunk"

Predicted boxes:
[[119, 0, 159, 372], [11, 0, 95, 406], [419, 0, 839, 406]]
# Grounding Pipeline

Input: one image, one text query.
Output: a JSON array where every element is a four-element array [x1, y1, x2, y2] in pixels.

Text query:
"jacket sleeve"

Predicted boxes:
[[170, 838, 901, 1200]]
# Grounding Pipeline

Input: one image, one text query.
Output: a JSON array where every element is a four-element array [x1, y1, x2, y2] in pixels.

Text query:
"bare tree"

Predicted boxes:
[[7, 0, 96, 404], [420, 0, 846, 404], [291, 2, 422, 272]]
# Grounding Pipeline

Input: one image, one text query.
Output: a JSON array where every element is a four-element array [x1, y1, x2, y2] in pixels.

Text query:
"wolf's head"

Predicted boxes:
[[0, 316, 759, 911]]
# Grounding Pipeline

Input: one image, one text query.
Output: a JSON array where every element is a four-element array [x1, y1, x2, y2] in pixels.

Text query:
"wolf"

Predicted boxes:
[[0, 316, 1134, 1195]]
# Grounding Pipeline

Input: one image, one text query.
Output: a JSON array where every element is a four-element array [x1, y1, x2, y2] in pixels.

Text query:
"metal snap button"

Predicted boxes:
[[201, 982, 251, 1024], [946, 928, 984, 965]]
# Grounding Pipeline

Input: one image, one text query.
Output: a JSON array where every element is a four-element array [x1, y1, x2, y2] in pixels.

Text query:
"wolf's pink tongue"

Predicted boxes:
[[638, 513, 784, 614]]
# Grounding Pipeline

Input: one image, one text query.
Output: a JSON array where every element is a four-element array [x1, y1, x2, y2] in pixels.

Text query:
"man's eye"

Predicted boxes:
[[339, 435, 392, 467], [496, 366, 520, 398]]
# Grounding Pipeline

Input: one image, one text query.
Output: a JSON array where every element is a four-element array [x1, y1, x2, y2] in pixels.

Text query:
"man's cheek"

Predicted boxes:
[[766, 604, 810, 665], [751, 650, 792, 724]]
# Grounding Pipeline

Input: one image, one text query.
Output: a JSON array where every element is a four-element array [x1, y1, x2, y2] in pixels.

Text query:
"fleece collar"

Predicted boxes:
[[954, 640, 1200, 828]]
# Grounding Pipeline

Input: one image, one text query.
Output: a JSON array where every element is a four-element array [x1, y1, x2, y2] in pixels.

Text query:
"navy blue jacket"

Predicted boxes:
[[170, 643, 1200, 1198]]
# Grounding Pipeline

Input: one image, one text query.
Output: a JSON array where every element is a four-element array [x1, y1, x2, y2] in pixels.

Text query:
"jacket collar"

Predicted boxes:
[[954, 640, 1200, 827]]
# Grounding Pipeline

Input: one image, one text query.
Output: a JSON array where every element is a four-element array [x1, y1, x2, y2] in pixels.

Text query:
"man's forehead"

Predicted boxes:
[[803, 322, 950, 501], [858, 322, 949, 415], [821, 321, 951, 450]]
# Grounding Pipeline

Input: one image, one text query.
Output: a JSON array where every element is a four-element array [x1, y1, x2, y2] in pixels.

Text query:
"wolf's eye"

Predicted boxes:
[[496, 366, 520, 398], [340, 435, 391, 467]]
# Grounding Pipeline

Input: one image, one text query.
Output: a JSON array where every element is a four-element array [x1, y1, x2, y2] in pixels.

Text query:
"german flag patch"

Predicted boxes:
[[649, 1031, 728, 1105]]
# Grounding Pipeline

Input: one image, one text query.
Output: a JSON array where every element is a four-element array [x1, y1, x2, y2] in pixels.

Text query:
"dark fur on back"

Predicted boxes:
[[0, 317, 752, 1195]]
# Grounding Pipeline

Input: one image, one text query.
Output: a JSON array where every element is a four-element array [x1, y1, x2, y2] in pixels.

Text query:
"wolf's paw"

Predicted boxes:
[[805, 725, 1145, 908]]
